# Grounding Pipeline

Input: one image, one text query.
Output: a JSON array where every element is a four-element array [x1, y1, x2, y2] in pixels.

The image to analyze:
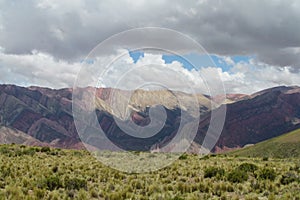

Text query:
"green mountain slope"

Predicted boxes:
[[228, 128, 300, 158]]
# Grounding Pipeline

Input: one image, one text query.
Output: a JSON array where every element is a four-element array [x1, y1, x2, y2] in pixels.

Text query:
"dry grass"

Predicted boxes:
[[0, 144, 299, 199]]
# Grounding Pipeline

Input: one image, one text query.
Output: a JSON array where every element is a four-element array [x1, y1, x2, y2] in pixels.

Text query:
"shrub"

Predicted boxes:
[[45, 175, 62, 190], [34, 147, 41, 152], [238, 163, 258, 173], [34, 188, 46, 199], [15, 149, 23, 156], [76, 189, 89, 200], [179, 154, 188, 160], [148, 184, 161, 193], [73, 151, 83, 156], [280, 172, 299, 185], [262, 157, 269, 161], [227, 169, 248, 183], [90, 188, 98, 198], [204, 167, 225, 178], [1, 166, 11, 178], [177, 182, 190, 193], [133, 180, 143, 190], [198, 183, 210, 193], [64, 177, 87, 190], [0, 146, 10, 155], [3, 185, 24, 199], [40, 146, 51, 153], [50, 151, 59, 156], [22, 148, 36, 156], [291, 163, 300, 173], [200, 155, 210, 160], [173, 196, 184, 200], [258, 168, 276, 181], [52, 165, 59, 173]]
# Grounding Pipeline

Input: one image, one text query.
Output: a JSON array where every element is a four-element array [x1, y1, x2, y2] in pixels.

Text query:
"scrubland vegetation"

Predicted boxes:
[[0, 144, 299, 199]]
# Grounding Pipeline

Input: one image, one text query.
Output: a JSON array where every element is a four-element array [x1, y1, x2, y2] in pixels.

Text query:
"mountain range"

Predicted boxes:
[[0, 84, 299, 153]]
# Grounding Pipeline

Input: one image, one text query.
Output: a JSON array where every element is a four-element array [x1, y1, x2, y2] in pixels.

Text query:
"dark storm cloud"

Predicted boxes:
[[0, 0, 299, 66], [165, 0, 300, 67]]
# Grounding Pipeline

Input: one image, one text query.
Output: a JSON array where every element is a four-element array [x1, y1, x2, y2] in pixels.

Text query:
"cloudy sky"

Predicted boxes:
[[0, 0, 300, 94]]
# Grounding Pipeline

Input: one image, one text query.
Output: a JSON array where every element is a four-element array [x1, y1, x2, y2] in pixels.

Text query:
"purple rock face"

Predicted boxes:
[[211, 88, 300, 152]]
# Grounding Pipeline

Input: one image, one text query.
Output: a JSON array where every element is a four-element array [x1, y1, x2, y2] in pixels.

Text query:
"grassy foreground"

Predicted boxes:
[[0, 144, 300, 200]]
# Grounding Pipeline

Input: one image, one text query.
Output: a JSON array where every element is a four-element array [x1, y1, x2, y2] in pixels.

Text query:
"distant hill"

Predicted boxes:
[[228, 128, 300, 158], [208, 85, 300, 152], [0, 126, 46, 146]]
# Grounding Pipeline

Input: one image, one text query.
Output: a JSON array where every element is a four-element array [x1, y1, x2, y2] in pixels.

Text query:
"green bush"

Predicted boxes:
[[0, 166, 11, 178], [198, 183, 210, 193], [179, 154, 188, 160], [238, 163, 258, 173], [22, 148, 36, 156], [204, 167, 225, 178], [291, 163, 300, 173], [52, 165, 59, 173], [258, 168, 276, 181], [262, 157, 269, 161], [15, 149, 23, 156], [227, 169, 248, 183], [0, 146, 10, 155], [173, 196, 184, 200], [200, 155, 210, 160], [64, 177, 87, 190], [45, 175, 62, 190], [41, 146, 51, 153], [49, 151, 59, 156], [280, 172, 299, 185], [34, 188, 46, 199]]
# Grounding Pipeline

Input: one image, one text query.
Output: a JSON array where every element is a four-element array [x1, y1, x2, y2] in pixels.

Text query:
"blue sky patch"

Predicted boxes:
[[162, 53, 218, 70], [80, 59, 95, 64], [231, 55, 252, 63], [128, 50, 252, 72], [129, 50, 144, 63]]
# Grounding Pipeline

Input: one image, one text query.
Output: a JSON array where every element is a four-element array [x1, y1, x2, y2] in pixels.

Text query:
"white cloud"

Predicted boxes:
[[0, 50, 81, 88], [220, 60, 300, 94], [1, 48, 300, 94], [221, 56, 235, 66], [81, 51, 211, 94], [77, 51, 300, 94]]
